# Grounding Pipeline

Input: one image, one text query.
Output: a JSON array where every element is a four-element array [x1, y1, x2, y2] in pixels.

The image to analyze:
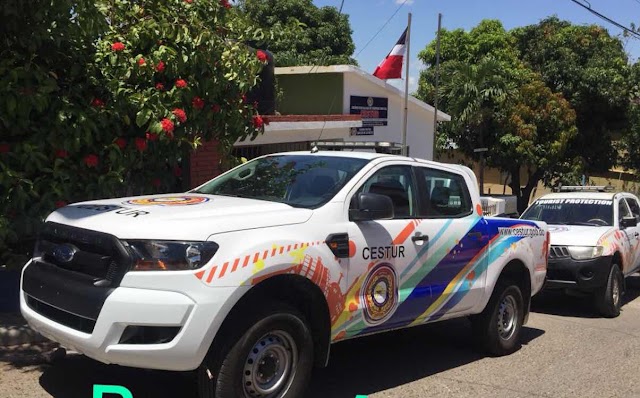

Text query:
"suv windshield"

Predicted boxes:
[[521, 198, 614, 226], [193, 155, 369, 208]]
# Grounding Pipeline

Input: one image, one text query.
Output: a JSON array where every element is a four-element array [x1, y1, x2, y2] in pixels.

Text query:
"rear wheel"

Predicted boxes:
[[594, 264, 623, 318], [471, 281, 525, 356], [198, 302, 314, 398]]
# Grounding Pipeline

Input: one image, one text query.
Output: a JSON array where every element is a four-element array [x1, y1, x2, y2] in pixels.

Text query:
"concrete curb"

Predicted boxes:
[[0, 313, 49, 347]]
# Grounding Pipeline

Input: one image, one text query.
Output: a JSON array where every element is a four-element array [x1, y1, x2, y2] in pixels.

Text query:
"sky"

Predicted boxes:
[[313, 0, 640, 92]]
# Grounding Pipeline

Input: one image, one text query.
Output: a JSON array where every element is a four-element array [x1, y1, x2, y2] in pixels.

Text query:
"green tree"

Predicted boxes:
[[237, 0, 356, 66], [417, 19, 579, 211], [620, 62, 640, 175], [496, 78, 578, 211], [513, 17, 630, 177], [0, 0, 265, 267]]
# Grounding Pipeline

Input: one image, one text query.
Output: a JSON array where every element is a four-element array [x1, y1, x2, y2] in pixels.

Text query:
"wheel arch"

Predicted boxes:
[[206, 274, 331, 371]]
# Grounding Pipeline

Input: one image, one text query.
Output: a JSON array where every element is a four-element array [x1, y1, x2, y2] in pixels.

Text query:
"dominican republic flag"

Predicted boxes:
[[373, 28, 407, 80]]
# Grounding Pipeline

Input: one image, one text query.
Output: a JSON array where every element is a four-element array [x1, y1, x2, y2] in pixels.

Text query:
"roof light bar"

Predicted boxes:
[[311, 141, 403, 154], [554, 185, 614, 192]]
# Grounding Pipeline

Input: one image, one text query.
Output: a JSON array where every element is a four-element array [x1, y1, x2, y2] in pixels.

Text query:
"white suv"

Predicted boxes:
[[521, 188, 640, 317]]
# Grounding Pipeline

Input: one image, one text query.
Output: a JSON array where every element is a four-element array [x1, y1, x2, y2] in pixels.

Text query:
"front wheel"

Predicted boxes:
[[471, 281, 525, 356], [594, 263, 623, 318], [198, 302, 314, 398]]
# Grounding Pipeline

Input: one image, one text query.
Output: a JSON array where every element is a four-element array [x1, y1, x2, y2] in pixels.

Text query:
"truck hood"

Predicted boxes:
[[547, 224, 613, 246], [46, 193, 313, 240]]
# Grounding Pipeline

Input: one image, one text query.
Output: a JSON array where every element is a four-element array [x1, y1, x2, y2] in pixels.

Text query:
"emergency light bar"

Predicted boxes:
[[554, 185, 614, 192], [311, 141, 404, 155]]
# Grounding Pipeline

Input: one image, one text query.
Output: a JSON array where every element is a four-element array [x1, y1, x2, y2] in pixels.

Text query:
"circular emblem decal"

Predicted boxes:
[[53, 244, 76, 263], [125, 196, 209, 206], [367, 97, 374, 107], [362, 264, 398, 325]]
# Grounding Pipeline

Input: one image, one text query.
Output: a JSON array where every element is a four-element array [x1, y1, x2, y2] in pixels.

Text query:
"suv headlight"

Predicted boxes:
[[566, 246, 604, 260], [124, 240, 219, 271]]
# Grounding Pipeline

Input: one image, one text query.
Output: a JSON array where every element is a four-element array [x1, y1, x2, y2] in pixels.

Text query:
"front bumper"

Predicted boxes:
[[20, 261, 240, 371], [544, 255, 612, 292]]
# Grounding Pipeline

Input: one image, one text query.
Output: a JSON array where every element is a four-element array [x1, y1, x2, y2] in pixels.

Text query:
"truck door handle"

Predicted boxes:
[[412, 234, 429, 243]]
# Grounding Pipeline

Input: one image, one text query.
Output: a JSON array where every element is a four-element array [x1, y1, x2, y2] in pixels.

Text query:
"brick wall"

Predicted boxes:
[[189, 140, 222, 188]]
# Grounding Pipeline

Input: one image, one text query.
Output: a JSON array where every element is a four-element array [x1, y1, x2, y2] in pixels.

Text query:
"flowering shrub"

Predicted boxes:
[[0, 0, 266, 267]]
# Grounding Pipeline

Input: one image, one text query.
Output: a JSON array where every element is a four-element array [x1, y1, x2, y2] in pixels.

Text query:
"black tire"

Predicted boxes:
[[198, 301, 314, 398], [594, 264, 623, 318], [471, 280, 525, 356]]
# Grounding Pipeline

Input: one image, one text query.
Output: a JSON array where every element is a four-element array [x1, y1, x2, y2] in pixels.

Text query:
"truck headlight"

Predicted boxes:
[[125, 241, 219, 271], [566, 246, 604, 260]]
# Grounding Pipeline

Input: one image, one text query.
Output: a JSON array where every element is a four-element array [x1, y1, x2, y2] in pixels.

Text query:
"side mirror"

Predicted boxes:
[[349, 192, 394, 221], [621, 216, 638, 228]]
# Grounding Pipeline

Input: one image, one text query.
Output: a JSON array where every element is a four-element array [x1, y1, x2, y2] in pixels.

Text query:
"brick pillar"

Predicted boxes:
[[189, 140, 222, 188]]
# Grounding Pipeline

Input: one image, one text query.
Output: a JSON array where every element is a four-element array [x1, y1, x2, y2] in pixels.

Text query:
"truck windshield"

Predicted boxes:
[[193, 155, 369, 208], [521, 198, 614, 226]]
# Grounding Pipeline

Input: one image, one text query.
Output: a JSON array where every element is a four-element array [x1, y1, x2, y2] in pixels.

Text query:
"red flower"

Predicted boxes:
[[0, 143, 10, 153], [91, 98, 105, 108], [135, 137, 147, 152], [146, 132, 158, 141], [220, 0, 231, 9], [155, 60, 165, 73], [172, 108, 187, 123], [252, 115, 264, 129], [152, 178, 161, 188], [211, 104, 221, 113], [155, 82, 164, 90], [55, 149, 68, 158], [192, 96, 205, 109], [55, 201, 67, 209], [185, 0, 193, 3], [114, 137, 127, 149], [111, 42, 125, 52], [173, 165, 182, 177], [256, 50, 268, 63], [84, 154, 99, 168], [241, 94, 247, 103], [175, 79, 187, 88], [138, 58, 146, 66], [161, 118, 174, 133]]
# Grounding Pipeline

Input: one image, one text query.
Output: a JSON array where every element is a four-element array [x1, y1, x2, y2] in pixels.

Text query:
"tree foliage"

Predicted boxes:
[[417, 18, 628, 211], [513, 17, 630, 175], [0, 0, 265, 267], [237, 0, 356, 67]]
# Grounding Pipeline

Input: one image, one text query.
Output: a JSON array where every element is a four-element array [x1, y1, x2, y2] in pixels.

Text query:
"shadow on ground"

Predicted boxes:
[[531, 274, 640, 318], [34, 318, 544, 398]]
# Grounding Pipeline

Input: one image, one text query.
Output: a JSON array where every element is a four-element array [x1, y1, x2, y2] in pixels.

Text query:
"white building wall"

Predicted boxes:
[[342, 73, 435, 160]]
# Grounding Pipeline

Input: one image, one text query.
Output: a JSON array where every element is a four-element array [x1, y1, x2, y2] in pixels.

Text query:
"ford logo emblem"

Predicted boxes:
[[53, 244, 76, 263]]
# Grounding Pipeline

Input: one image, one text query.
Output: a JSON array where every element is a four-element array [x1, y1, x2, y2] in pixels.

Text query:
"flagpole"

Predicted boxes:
[[401, 12, 411, 157], [432, 13, 442, 161]]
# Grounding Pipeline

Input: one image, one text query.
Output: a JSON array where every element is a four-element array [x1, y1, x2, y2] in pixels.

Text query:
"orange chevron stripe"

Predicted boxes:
[[195, 270, 205, 280], [206, 266, 217, 283], [243, 255, 250, 268], [231, 258, 240, 273], [218, 262, 229, 278]]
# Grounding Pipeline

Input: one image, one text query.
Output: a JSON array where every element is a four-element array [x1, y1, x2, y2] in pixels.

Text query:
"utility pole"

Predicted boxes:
[[432, 13, 442, 161], [401, 12, 412, 156]]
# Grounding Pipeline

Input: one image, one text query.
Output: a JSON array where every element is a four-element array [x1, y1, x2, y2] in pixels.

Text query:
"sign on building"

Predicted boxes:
[[350, 96, 388, 127], [350, 126, 374, 136]]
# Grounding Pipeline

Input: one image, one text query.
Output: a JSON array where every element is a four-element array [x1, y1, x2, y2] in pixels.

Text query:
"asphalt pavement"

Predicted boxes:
[[4, 278, 640, 398]]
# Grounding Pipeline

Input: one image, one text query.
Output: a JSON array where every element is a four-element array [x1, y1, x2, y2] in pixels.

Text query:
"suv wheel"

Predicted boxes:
[[198, 301, 314, 398], [471, 280, 525, 356], [595, 263, 623, 318]]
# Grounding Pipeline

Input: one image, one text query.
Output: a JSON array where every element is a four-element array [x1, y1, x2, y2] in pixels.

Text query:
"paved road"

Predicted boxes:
[[4, 278, 640, 398]]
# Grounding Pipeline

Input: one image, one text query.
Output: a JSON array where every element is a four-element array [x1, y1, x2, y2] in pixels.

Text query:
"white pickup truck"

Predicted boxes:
[[21, 151, 548, 398]]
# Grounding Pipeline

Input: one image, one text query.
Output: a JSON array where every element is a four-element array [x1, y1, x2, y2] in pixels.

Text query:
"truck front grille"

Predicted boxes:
[[35, 222, 131, 285], [26, 295, 96, 333]]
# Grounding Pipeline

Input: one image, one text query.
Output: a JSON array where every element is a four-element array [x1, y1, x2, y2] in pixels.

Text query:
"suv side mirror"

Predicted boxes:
[[349, 192, 394, 221], [621, 216, 638, 229]]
